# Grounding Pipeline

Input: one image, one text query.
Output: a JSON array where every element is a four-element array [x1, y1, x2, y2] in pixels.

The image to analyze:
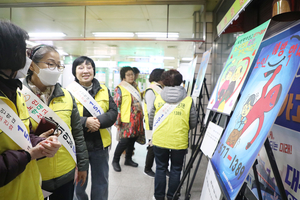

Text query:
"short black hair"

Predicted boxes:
[[0, 20, 29, 71], [161, 69, 183, 86], [120, 66, 133, 80], [72, 56, 96, 81], [132, 67, 140, 75], [149, 68, 165, 82]]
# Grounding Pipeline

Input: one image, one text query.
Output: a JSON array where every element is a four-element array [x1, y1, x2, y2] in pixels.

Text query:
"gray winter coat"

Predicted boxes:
[[148, 86, 197, 130]]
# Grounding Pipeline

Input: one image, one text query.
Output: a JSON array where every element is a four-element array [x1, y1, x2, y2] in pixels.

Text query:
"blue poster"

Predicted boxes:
[[211, 31, 300, 199], [192, 48, 211, 97]]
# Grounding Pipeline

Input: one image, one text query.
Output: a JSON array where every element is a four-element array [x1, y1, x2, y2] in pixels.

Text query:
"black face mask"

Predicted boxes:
[[0, 74, 23, 91]]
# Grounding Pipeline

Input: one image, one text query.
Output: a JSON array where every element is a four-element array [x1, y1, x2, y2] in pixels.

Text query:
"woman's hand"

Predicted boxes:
[[27, 136, 61, 160], [74, 169, 87, 186], [39, 136, 61, 157], [86, 117, 100, 132], [39, 128, 55, 138]]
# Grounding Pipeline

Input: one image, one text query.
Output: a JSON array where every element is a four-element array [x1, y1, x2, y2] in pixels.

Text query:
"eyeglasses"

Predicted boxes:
[[36, 61, 65, 72]]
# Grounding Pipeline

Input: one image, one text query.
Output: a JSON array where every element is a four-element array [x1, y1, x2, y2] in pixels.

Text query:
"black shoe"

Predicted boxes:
[[124, 159, 138, 167], [144, 169, 155, 178], [112, 161, 121, 172]]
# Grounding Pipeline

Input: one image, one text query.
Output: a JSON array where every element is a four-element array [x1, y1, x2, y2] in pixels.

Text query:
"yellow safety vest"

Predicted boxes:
[[117, 84, 141, 123], [143, 82, 160, 130], [75, 84, 111, 148], [30, 88, 76, 181], [152, 95, 192, 150], [0, 91, 43, 200]]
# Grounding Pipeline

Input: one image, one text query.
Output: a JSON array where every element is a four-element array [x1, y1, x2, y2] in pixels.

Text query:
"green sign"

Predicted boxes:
[[217, 0, 251, 36]]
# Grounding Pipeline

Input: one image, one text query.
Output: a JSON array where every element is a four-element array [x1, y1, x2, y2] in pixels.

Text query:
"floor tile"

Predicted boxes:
[[84, 126, 207, 200]]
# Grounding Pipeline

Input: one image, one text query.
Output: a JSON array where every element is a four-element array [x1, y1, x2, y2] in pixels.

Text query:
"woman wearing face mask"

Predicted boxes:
[[112, 66, 145, 172], [69, 56, 117, 200], [23, 45, 89, 200], [0, 21, 61, 200]]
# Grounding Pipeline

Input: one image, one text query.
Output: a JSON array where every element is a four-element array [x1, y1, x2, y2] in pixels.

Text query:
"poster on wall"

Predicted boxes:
[[186, 56, 198, 96], [192, 48, 211, 97], [246, 70, 300, 200], [210, 30, 300, 200], [207, 20, 270, 116]]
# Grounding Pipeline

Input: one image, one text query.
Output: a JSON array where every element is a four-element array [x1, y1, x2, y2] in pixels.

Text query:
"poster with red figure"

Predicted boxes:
[[211, 29, 300, 200], [207, 20, 270, 116]]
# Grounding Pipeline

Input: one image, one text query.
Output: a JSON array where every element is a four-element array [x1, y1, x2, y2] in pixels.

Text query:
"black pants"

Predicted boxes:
[[113, 137, 137, 162], [44, 180, 74, 200], [145, 145, 155, 171]]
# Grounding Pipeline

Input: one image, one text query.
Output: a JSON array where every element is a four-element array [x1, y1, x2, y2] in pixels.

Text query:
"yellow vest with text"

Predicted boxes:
[[75, 84, 111, 147], [143, 82, 160, 130], [30, 88, 76, 181], [0, 91, 43, 200], [152, 95, 192, 150], [117, 85, 141, 123]]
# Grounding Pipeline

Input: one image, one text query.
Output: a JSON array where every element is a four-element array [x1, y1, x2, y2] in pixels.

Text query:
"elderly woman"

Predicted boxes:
[[0, 21, 61, 200], [149, 69, 197, 200], [112, 66, 145, 172], [143, 68, 165, 177], [23, 45, 89, 200], [70, 56, 117, 200]]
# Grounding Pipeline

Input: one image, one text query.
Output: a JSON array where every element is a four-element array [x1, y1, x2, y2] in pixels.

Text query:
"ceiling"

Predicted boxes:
[[0, 0, 221, 68]]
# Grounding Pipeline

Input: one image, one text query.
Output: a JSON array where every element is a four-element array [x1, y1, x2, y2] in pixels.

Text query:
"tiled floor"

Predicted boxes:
[[85, 126, 208, 200]]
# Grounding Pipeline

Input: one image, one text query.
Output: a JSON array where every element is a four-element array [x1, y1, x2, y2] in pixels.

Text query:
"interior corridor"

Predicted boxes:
[[84, 126, 208, 200]]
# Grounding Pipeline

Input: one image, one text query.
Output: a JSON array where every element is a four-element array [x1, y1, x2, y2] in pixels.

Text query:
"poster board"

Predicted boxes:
[[246, 67, 300, 200], [200, 122, 224, 158], [192, 49, 211, 97], [211, 29, 300, 200], [200, 160, 222, 200], [186, 56, 198, 96], [207, 20, 270, 116]]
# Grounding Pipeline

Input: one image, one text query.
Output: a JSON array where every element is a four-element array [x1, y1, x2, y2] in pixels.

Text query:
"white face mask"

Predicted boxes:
[[34, 63, 62, 86], [15, 57, 32, 79]]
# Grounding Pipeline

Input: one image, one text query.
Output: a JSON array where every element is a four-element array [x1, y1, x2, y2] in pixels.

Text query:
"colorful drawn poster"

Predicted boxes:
[[207, 20, 270, 116], [192, 48, 211, 97], [246, 70, 300, 200], [211, 30, 300, 200]]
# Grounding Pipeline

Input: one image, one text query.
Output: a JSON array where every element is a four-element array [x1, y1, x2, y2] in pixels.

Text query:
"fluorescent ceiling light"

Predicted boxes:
[[136, 32, 179, 38], [93, 32, 134, 37], [151, 56, 175, 60], [89, 55, 111, 58], [127, 56, 149, 59], [26, 40, 41, 46], [29, 32, 66, 38], [163, 57, 175, 60], [182, 57, 193, 61]]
